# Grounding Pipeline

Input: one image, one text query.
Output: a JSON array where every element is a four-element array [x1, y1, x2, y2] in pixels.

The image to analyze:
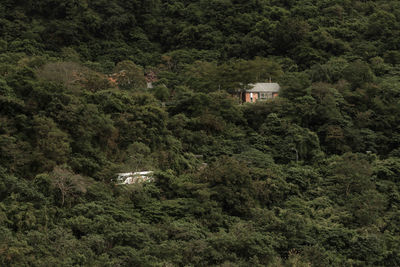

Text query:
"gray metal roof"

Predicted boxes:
[[246, 83, 280, 93]]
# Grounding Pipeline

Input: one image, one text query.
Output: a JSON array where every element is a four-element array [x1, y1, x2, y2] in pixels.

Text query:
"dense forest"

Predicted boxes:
[[1, 0, 400, 266]]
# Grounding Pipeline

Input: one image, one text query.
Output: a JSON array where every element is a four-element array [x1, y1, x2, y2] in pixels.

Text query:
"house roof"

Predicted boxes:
[[246, 83, 280, 93], [117, 171, 153, 177], [116, 171, 154, 184]]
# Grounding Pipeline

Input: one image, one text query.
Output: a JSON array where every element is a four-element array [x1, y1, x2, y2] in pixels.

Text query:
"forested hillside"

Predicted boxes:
[[1, 0, 400, 266]]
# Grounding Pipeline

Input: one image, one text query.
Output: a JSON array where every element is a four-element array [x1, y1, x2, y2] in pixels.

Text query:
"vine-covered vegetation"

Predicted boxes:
[[1, 0, 400, 266]]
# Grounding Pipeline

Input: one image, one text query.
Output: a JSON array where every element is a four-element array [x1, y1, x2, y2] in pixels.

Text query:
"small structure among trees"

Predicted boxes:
[[241, 82, 280, 103], [116, 171, 154, 184]]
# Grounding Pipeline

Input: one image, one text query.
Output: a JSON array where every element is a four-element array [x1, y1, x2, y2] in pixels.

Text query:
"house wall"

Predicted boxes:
[[245, 92, 259, 103], [244, 92, 279, 102], [242, 92, 279, 103]]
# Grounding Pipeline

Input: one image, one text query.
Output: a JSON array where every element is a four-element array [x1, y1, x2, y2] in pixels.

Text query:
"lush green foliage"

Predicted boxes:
[[2, 0, 400, 266]]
